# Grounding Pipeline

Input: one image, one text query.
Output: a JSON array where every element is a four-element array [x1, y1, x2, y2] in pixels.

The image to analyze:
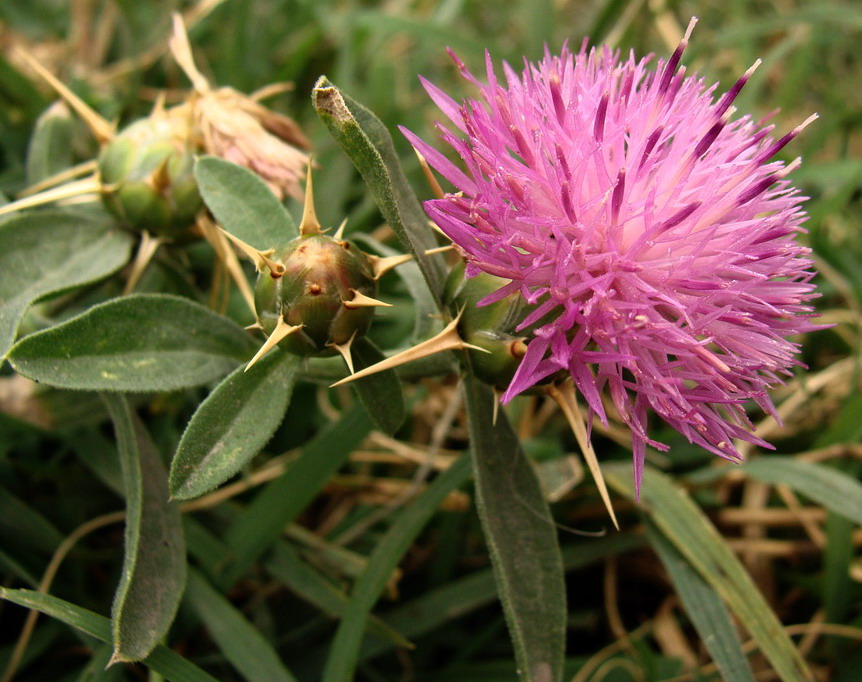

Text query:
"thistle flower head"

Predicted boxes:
[[403, 18, 822, 493]]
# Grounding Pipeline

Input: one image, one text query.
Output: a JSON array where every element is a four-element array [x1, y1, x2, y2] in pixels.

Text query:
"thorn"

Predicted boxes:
[[546, 382, 619, 530], [368, 253, 414, 279], [147, 156, 172, 192], [245, 317, 302, 371], [492, 387, 502, 426], [0, 175, 101, 217], [199, 217, 257, 317], [168, 12, 210, 93], [15, 48, 115, 144], [414, 149, 445, 199], [154, 93, 167, 117], [218, 227, 284, 277], [18, 159, 98, 198], [330, 332, 357, 375], [343, 290, 392, 309], [333, 218, 348, 240], [424, 245, 454, 256], [330, 312, 488, 387], [123, 231, 163, 295], [298, 162, 322, 236], [244, 322, 264, 331]]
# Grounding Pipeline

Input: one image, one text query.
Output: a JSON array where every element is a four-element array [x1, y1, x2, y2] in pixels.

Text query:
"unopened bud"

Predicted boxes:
[[254, 234, 379, 357], [97, 114, 201, 236]]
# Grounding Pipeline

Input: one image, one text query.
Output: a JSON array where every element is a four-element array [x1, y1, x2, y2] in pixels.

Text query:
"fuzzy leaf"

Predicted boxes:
[[647, 521, 756, 682], [463, 375, 566, 682], [347, 337, 405, 435], [26, 101, 75, 185], [103, 394, 186, 663], [321, 453, 472, 682], [170, 348, 299, 499], [0, 588, 218, 682], [312, 77, 446, 302], [605, 464, 812, 682], [743, 456, 862, 525], [0, 209, 134, 358], [195, 155, 298, 249], [8, 294, 254, 391]]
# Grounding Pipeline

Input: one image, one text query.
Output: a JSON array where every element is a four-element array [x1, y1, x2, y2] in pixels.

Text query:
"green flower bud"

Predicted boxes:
[[98, 115, 202, 236], [445, 261, 556, 390], [254, 234, 379, 357]]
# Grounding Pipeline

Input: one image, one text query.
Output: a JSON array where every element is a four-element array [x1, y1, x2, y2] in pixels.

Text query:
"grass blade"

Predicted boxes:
[[321, 455, 472, 682], [185, 568, 298, 682], [647, 521, 756, 682], [605, 464, 812, 682], [0, 588, 217, 682]]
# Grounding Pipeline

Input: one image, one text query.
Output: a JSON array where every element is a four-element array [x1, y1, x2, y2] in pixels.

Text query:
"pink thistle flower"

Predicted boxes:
[[401, 18, 823, 494]]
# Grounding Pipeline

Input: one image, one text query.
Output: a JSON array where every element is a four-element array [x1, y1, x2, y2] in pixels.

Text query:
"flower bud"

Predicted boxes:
[[97, 114, 202, 236], [444, 261, 535, 389], [254, 234, 379, 357]]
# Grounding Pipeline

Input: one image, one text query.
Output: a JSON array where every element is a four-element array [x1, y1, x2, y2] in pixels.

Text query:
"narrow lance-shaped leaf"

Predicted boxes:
[[312, 77, 447, 303], [185, 569, 298, 682], [0, 209, 134, 358], [0, 588, 219, 682], [103, 394, 186, 663], [347, 337, 406, 435], [604, 464, 812, 682], [321, 453, 472, 682], [195, 156, 298, 249], [170, 348, 299, 500], [463, 375, 567, 682], [646, 521, 756, 682], [8, 294, 254, 392]]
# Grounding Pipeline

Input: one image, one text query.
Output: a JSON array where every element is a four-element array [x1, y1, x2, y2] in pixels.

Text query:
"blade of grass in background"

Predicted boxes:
[[605, 464, 812, 682]]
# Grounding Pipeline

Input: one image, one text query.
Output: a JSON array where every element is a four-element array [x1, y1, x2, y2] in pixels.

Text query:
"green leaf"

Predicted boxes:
[[103, 394, 186, 663], [169, 348, 299, 500], [348, 337, 405, 435], [0, 209, 134, 358], [25, 101, 74, 185], [195, 156, 298, 249], [0, 588, 218, 682], [463, 375, 566, 682], [321, 454, 472, 682], [743, 456, 862, 525], [312, 77, 447, 302], [604, 464, 812, 682], [185, 569, 298, 682], [9, 294, 254, 391], [218, 406, 374, 586], [647, 521, 756, 682]]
